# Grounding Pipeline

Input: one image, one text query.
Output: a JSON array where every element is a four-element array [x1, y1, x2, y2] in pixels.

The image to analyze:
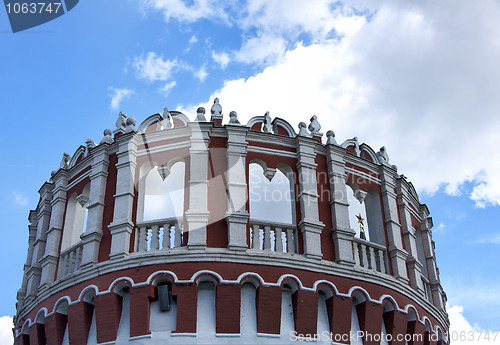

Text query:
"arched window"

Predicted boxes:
[[280, 282, 297, 336], [346, 184, 385, 246], [138, 160, 185, 222], [81, 291, 96, 345], [54, 301, 69, 345], [115, 287, 130, 343], [346, 184, 369, 241], [197, 280, 216, 336], [249, 162, 295, 224], [61, 184, 90, 251], [350, 292, 365, 345], [381, 301, 395, 345], [317, 288, 334, 343], [240, 281, 258, 337], [150, 280, 177, 333]]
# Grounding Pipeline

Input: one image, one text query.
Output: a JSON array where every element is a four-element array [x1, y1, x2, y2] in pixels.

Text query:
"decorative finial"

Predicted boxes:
[[162, 108, 173, 129], [211, 98, 222, 116], [196, 107, 207, 122], [125, 117, 136, 133], [262, 111, 273, 133], [326, 130, 337, 145], [100, 129, 113, 144], [158, 165, 170, 181], [60, 152, 71, 169], [84, 139, 96, 157], [298, 122, 309, 136], [115, 111, 127, 131], [229, 111, 240, 125], [308, 115, 321, 134], [356, 213, 366, 240], [352, 137, 361, 156], [377, 146, 390, 165]]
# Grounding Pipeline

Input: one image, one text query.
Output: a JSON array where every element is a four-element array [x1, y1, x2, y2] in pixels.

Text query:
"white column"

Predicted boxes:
[[295, 136, 324, 260], [80, 143, 111, 266], [185, 122, 211, 249], [419, 210, 445, 310], [39, 171, 68, 290], [396, 178, 425, 294], [225, 125, 249, 250], [380, 166, 409, 283], [17, 210, 38, 311], [326, 144, 356, 266], [108, 132, 138, 259]]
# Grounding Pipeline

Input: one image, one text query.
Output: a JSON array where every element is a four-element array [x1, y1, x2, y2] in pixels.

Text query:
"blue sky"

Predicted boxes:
[[1, 0, 500, 343]]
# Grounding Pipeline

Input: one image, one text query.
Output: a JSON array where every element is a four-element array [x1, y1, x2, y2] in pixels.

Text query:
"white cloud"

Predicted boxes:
[[189, 35, 198, 44], [473, 233, 500, 245], [133, 52, 179, 82], [108, 87, 134, 110], [0, 316, 13, 345], [140, 0, 229, 23], [194, 65, 208, 82], [234, 34, 287, 66], [13, 191, 29, 207], [179, 0, 500, 207], [434, 222, 445, 232], [211, 51, 230, 69], [448, 305, 500, 344], [159, 81, 177, 97]]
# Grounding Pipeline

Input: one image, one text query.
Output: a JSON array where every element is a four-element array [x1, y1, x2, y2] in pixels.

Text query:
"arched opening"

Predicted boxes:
[[55, 301, 69, 345], [317, 287, 334, 343], [32, 311, 47, 345], [81, 291, 96, 345], [240, 281, 258, 337], [406, 307, 418, 345], [115, 287, 130, 343], [346, 183, 369, 241], [142, 161, 185, 222], [150, 278, 177, 333], [61, 184, 90, 251], [381, 301, 395, 345], [280, 282, 298, 336], [364, 188, 385, 246], [197, 280, 216, 336], [350, 292, 366, 345], [249, 162, 295, 225]]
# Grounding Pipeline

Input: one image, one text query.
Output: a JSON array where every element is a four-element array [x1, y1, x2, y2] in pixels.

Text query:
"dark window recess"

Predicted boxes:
[[158, 284, 172, 312]]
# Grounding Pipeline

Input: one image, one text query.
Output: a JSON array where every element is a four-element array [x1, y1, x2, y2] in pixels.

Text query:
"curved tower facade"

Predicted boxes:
[[14, 100, 449, 345]]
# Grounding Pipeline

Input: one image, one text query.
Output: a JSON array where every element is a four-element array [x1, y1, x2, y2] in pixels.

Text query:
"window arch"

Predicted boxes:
[[61, 184, 90, 251], [249, 161, 295, 224], [138, 159, 186, 222], [346, 184, 385, 245], [240, 281, 258, 337], [346, 183, 369, 240], [197, 280, 216, 336], [280, 282, 298, 336]]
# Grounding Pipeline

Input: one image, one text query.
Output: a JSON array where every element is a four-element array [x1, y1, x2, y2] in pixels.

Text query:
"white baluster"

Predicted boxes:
[[275, 228, 283, 253], [263, 226, 272, 250], [151, 225, 160, 251], [353, 242, 360, 266], [252, 224, 260, 249], [173, 223, 182, 248], [162, 224, 170, 250], [368, 246, 375, 270], [286, 229, 296, 253]]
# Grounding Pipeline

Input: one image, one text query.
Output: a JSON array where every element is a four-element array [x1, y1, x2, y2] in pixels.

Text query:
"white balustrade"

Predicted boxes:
[[352, 237, 388, 274], [249, 220, 297, 254], [59, 242, 83, 277], [135, 218, 183, 252]]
